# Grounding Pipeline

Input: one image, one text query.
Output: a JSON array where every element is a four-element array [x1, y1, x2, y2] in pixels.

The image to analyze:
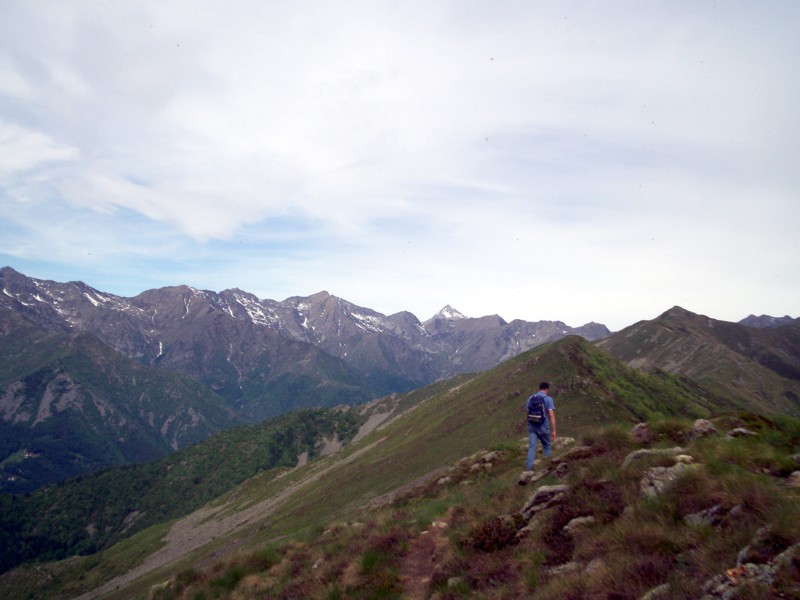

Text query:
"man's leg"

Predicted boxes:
[[540, 427, 553, 457], [526, 431, 539, 470]]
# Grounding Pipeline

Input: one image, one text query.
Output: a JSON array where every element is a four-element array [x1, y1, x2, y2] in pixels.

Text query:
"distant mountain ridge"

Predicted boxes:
[[739, 313, 796, 329], [0, 266, 610, 491], [0, 267, 610, 403]]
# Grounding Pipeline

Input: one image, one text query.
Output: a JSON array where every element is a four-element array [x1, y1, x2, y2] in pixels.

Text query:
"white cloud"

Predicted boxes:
[[0, 1, 798, 330], [0, 122, 79, 177]]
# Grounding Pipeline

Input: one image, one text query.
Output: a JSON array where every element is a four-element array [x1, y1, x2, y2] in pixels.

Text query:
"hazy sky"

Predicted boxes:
[[1, 1, 798, 330]]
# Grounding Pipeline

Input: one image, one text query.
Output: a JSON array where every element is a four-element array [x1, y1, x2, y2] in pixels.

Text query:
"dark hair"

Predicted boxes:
[[539, 382, 550, 390]]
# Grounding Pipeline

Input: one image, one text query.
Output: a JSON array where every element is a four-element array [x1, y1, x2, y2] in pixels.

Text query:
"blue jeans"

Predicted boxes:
[[526, 425, 552, 470]]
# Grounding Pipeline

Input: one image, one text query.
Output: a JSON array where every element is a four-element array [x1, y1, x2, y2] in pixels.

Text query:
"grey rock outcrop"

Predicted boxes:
[[621, 447, 687, 469], [640, 462, 701, 497], [692, 419, 718, 438], [520, 484, 570, 520]]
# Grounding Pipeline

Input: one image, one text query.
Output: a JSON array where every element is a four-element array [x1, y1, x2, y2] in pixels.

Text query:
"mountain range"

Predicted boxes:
[[0, 266, 609, 492]]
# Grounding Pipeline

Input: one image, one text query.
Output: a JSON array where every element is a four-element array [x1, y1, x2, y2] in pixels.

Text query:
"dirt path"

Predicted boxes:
[[399, 521, 451, 600]]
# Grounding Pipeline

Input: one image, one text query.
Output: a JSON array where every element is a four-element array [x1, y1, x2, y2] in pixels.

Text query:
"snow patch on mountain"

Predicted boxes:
[[432, 305, 467, 321]]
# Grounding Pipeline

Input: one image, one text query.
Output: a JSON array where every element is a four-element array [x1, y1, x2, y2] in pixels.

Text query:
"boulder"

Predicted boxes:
[[787, 471, 800, 488], [630, 422, 653, 444], [640, 462, 701, 497], [736, 525, 784, 566], [727, 427, 757, 438], [520, 484, 570, 520], [701, 543, 800, 599], [564, 515, 596, 535], [552, 436, 576, 451], [558, 445, 595, 462], [481, 450, 505, 463], [447, 576, 465, 589], [684, 504, 723, 528], [692, 419, 718, 438], [547, 561, 583, 576], [639, 583, 670, 600], [621, 447, 687, 469]]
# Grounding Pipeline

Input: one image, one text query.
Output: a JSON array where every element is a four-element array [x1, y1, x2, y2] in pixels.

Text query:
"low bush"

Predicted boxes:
[[465, 514, 524, 553]]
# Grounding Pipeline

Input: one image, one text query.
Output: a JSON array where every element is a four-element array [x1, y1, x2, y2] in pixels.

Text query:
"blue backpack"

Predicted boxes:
[[526, 394, 547, 425]]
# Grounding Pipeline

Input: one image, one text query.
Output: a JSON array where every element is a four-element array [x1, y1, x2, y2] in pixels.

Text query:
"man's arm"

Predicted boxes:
[[548, 408, 557, 440]]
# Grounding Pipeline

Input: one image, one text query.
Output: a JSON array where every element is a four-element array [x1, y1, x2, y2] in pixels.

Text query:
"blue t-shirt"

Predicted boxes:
[[526, 391, 555, 431]]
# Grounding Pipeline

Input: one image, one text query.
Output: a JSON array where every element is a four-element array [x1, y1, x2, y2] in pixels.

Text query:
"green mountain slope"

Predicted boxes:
[[0, 335, 762, 598], [137, 414, 800, 600], [0, 406, 365, 574], [596, 306, 800, 417]]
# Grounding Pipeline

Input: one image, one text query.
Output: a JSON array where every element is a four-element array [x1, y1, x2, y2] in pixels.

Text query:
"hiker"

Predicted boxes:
[[525, 381, 556, 471]]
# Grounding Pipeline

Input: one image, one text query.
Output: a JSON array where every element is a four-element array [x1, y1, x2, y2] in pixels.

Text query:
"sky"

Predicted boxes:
[[1, 1, 798, 331]]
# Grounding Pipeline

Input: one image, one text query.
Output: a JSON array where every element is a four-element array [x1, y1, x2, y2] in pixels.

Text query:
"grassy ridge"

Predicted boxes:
[[136, 415, 800, 599], [247, 337, 732, 543]]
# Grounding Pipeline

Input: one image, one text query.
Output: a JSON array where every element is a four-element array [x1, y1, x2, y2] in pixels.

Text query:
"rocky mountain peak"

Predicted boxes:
[[429, 305, 467, 322]]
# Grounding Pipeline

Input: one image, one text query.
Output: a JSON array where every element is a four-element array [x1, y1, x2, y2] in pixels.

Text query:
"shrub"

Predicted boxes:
[[209, 564, 245, 591], [465, 514, 525, 553], [649, 417, 692, 444]]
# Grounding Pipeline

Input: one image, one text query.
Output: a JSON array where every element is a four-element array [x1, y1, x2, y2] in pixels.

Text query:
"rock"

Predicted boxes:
[[693, 419, 718, 438], [547, 561, 583, 576], [482, 450, 504, 463], [431, 521, 448, 529], [791, 453, 800, 465], [787, 471, 800, 488], [621, 447, 687, 469], [519, 469, 549, 486], [720, 504, 747, 529], [554, 462, 569, 477], [559, 445, 595, 461], [564, 515, 596, 535], [685, 504, 723, 527], [520, 484, 570, 520], [675, 454, 695, 464], [727, 428, 757, 438], [640, 462, 700, 497], [552, 436, 576, 451], [639, 583, 670, 600], [447, 576, 465, 588], [437, 477, 452, 486], [630, 422, 653, 444], [148, 580, 172, 599], [700, 544, 800, 599], [736, 525, 780, 566]]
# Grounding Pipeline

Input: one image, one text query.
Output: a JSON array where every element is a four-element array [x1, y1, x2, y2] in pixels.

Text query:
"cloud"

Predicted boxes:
[[0, 1, 798, 329], [0, 122, 79, 177]]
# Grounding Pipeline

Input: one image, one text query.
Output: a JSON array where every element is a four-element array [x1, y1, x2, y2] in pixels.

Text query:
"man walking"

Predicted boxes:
[[524, 382, 556, 472]]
